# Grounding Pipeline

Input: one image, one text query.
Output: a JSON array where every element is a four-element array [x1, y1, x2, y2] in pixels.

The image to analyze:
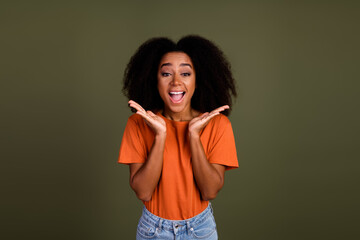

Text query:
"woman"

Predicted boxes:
[[118, 35, 238, 239]]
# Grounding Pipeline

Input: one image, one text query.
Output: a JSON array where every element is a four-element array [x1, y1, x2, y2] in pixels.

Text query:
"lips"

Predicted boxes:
[[169, 91, 185, 103]]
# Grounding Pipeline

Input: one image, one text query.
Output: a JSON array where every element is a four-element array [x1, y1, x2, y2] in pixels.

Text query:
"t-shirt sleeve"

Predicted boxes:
[[118, 116, 147, 165], [207, 115, 239, 170]]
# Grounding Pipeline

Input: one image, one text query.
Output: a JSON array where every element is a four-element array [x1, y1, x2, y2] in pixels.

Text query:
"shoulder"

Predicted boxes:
[[124, 114, 153, 139], [209, 113, 232, 127], [202, 113, 232, 135], [128, 113, 149, 123], [128, 113, 142, 122], [127, 113, 146, 128]]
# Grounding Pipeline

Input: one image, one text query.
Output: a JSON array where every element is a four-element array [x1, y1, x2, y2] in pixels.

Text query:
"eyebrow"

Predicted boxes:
[[160, 63, 193, 69]]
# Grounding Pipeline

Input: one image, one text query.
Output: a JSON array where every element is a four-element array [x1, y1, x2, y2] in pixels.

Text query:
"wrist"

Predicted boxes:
[[155, 131, 167, 139], [188, 131, 200, 140]]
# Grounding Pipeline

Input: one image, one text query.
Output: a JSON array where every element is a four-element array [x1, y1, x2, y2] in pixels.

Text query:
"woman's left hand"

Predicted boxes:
[[188, 105, 229, 137]]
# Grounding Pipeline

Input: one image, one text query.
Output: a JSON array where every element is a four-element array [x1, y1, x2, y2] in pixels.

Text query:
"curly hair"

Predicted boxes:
[[122, 35, 237, 116]]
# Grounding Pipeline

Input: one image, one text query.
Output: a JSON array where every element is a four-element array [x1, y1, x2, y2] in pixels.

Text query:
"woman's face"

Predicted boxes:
[[157, 51, 196, 115]]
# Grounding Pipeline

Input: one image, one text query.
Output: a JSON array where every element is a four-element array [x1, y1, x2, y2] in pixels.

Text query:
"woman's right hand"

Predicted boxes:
[[128, 100, 166, 137]]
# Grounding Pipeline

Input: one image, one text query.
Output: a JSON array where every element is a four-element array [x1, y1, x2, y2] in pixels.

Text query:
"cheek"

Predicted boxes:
[[189, 78, 196, 92], [157, 81, 167, 98], [157, 78, 164, 91]]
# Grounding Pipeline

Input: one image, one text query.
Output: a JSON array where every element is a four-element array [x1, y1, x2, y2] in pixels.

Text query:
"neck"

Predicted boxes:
[[162, 107, 198, 122]]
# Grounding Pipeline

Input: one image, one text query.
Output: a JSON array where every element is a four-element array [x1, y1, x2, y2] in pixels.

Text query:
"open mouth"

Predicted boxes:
[[169, 91, 185, 103]]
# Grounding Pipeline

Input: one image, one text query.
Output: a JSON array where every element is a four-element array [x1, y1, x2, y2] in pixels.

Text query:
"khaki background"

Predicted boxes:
[[1, 0, 359, 239]]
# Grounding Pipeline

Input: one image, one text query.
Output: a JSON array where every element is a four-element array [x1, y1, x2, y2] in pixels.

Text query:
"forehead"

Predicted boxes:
[[159, 52, 193, 66]]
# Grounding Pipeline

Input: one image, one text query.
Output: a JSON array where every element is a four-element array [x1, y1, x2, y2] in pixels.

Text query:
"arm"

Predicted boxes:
[[128, 100, 167, 201], [129, 133, 165, 201], [188, 105, 229, 200], [189, 133, 225, 200]]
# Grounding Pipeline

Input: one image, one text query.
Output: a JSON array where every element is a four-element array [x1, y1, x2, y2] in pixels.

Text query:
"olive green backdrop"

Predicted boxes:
[[1, 0, 359, 239]]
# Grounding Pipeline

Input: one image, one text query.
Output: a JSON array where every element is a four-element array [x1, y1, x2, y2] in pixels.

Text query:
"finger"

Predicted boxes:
[[208, 105, 229, 116], [197, 112, 220, 129], [199, 112, 209, 120], [212, 105, 229, 113], [147, 110, 156, 117], [128, 100, 145, 112], [207, 111, 220, 120], [214, 105, 229, 112], [135, 110, 151, 121], [198, 113, 219, 126], [128, 100, 146, 113]]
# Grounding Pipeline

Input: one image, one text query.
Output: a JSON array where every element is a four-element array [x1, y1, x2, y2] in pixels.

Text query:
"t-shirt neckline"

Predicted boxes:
[[156, 111, 192, 125]]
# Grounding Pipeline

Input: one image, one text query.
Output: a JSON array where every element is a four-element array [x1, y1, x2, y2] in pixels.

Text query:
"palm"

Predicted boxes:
[[128, 100, 166, 135], [189, 105, 229, 135]]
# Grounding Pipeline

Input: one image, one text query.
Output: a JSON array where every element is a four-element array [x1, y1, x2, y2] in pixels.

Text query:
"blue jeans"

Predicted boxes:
[[136, 203, 218, 240]]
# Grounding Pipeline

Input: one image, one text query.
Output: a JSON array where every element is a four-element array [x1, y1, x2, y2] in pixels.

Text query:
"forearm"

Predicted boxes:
[[130, 134, 166, 201], [189, 133, 224, 201]]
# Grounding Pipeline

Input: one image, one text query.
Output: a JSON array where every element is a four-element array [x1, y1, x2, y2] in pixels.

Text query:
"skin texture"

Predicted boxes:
[[128, 52, 228, 201], [157, 52, 196, 121]]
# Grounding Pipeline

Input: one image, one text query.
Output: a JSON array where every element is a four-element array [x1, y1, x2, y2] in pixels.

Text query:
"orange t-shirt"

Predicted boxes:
[[118, 112, 238, 220]]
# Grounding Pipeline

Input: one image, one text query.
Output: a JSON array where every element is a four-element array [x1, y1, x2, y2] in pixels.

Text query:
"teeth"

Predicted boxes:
[[169, 92, 184, 95]]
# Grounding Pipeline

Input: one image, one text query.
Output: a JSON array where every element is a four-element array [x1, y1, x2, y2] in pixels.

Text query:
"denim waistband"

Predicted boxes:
[[141, 203, 213, 232]]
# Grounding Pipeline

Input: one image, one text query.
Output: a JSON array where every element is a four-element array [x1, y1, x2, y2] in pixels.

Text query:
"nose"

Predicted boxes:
[[171, 74, 181, 85]]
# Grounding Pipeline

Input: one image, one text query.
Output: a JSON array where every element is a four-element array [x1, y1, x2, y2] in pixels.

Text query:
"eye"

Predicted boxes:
[[181, 73, 191, 76], [161, 72, 171, 77]]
